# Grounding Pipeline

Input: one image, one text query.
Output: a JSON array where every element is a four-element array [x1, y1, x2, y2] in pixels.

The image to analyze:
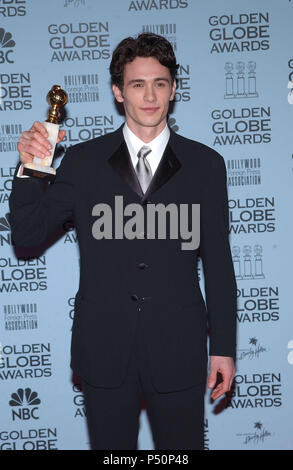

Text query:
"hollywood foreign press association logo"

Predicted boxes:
[[224, 61, 258, 99], [9, 388, 41, 421], [0, 28, 15, 64], [64, 0, 86, 6]]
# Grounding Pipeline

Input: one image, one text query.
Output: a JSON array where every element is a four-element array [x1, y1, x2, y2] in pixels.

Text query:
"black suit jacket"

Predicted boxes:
[[9, 123, 237, 393]]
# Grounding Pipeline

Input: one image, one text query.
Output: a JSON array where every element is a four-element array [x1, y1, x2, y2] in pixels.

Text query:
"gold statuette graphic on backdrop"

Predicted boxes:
[[23, 85, 68, 181]]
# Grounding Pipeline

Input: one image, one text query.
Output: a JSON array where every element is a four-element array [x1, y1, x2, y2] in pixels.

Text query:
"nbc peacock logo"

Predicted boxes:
[[0, 212, 12, 247], [9, 388, 41, 421], [0, 28, 15, 64]]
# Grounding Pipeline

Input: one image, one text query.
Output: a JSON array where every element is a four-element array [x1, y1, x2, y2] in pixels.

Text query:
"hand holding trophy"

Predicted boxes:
[[21, 85, 68, 181]]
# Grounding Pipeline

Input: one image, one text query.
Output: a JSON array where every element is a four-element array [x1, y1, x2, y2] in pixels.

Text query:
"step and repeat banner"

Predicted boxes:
[[0, 0, 292, 450]]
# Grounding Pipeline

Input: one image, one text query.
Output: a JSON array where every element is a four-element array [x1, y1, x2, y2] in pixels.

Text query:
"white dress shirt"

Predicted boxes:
[[17, 122, 170, 179], [123, 122, 170, 177]]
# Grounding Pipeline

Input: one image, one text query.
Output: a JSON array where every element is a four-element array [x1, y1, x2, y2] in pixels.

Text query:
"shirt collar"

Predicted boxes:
[[123, 122, 170, 173]]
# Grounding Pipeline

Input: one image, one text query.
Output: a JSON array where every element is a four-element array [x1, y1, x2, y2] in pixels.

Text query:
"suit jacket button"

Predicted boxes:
[[138, 263, 148, 269], [131, 294, 139, 301]]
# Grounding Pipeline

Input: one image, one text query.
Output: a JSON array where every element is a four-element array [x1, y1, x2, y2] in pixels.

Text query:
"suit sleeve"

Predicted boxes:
[[9, 149, 75, 247], [200, 153, 237, 359]]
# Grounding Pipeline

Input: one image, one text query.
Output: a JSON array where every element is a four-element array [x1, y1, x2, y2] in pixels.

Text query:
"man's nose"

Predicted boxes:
[[144, 84, 156, 101]]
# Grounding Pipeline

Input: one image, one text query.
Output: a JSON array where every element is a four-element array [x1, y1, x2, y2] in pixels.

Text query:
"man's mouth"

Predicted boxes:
[[140, 107, 160, 114]]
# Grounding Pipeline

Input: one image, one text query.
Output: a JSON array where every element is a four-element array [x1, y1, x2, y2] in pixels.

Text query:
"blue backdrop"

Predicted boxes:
[[0, 0, 292, 450]]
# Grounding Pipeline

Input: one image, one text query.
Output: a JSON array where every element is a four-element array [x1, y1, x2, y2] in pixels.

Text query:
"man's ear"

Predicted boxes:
[[169, 79, 176, 101], [112, 84, 124, 103]]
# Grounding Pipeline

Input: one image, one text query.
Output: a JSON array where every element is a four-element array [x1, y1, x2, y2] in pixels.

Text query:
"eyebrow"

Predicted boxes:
[[127, 78, 171, 85]]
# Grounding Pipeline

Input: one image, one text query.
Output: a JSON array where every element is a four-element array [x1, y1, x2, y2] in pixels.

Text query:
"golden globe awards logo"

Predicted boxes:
[[0, 428, 58, 450], [0, 343, 52, 380], [0, 0, 26, 17], [0, 72, 32, 111], [128, 0, 188, 11], [236, 285, 279, 323], [0, 168, 14, 203], [72, 383, 86, 418], [174, 64, 191, 102], [211, 106, 271, 146], [60, 114, 115, 151], [0, 255, 48, 292], [229, 197, 275, 234], [48, 22, 111, 62], [228, 372, 281, 409], [0, 28, 15, 63], [208, 12, 270, 53], [63, 220, 77, 244]]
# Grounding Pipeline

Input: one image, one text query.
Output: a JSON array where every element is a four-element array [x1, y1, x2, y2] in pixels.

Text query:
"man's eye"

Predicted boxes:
[[134, 83, 143, 88], [156, 82, 166, 87]]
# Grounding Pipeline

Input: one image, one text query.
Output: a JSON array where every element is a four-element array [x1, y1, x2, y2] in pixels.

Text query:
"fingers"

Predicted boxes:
[[18, 151, 34, 164], [57, 129, 66, 143], [17, 121, 66, 164], [17, 121, 50, 162], [208, 356, 236, 401], [30, 121, 48, 137], [210, 373, 231, 400], [18, 133, 51, 162]]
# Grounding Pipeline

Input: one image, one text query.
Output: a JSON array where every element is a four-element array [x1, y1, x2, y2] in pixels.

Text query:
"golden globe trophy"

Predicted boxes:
[[23, 85, 68, 181]]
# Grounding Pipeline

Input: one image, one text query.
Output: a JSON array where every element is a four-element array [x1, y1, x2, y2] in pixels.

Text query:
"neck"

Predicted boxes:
[[126, 119, 167, 143]]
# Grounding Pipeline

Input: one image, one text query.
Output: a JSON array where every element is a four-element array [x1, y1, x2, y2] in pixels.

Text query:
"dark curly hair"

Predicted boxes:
[[110, 33, 179, 91]]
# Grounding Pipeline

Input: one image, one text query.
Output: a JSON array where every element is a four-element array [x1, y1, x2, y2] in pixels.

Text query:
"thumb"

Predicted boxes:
[[208, 367, 217, 389], [57, 129, 66, 143]]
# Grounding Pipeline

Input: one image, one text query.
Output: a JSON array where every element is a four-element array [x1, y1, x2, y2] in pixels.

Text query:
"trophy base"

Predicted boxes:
[[23, 163, 56, 182]]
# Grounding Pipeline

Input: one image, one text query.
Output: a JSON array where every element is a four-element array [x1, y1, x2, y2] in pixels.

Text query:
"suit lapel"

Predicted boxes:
[[107, 124, 182, 201], [141, 141, 181, 203], [108, 138, 144, 197]]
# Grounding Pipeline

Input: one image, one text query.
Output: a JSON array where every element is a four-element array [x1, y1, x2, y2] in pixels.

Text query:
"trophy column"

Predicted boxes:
[[23, 85, 68, 181]]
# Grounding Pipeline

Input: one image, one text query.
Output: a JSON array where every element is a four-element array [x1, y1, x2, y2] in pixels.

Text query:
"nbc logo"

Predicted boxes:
[[0, 28, 15, 64], [0, 212, 12, 246], [168, 116, 179, 132], [9, 388, 41, 420], [0, 212, 10, 231]]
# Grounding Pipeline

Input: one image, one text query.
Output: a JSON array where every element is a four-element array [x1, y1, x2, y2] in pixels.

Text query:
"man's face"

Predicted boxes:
[[112, 56, 176, 133]]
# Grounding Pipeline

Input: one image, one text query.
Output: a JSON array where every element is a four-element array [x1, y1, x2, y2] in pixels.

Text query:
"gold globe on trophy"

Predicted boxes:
[[23, 85, 68, 181]]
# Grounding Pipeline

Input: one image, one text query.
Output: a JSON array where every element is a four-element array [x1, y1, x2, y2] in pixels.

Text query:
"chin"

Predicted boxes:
[[139, 116, 165, 128]]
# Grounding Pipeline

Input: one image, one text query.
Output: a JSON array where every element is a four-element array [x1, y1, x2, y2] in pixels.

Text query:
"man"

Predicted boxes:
[[9, 33, 237, 450]]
